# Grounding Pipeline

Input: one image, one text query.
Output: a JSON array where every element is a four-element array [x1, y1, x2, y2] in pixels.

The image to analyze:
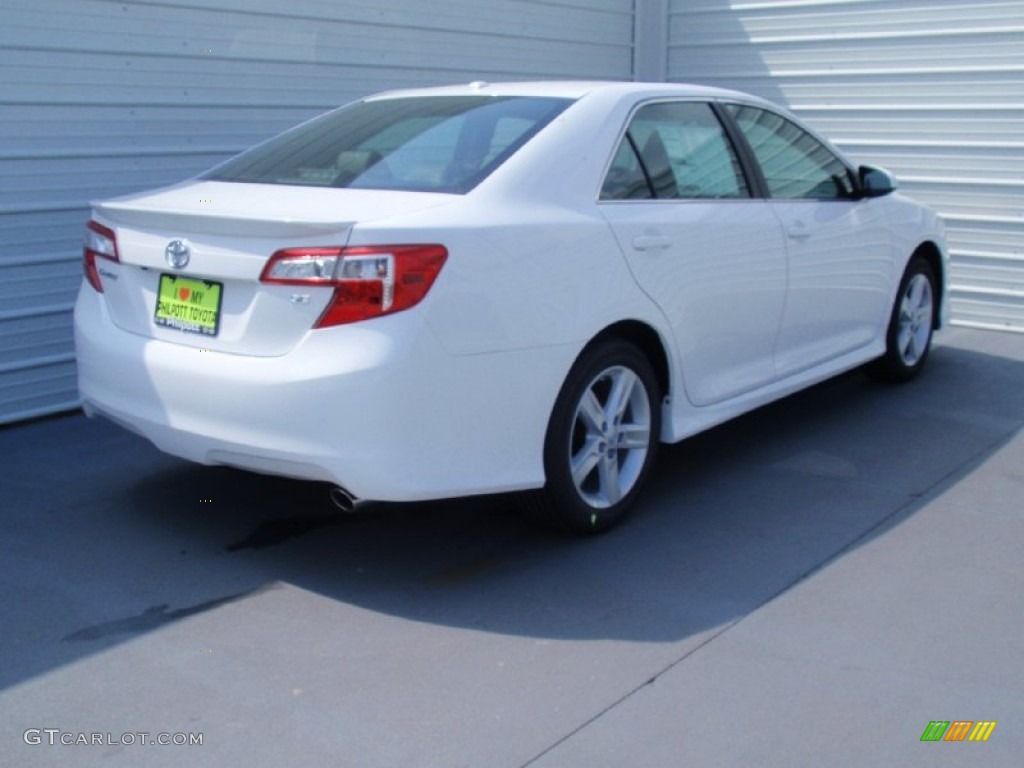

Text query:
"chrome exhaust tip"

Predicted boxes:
[[329, 486, 365, 513]]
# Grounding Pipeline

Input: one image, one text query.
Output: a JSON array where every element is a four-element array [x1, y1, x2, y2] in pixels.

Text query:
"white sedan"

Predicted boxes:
[[74, 81, 948, 532]]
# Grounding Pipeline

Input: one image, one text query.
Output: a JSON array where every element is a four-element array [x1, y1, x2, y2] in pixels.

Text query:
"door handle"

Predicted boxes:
[[786, 222, 812, 240], [632, 234, 672, 251]]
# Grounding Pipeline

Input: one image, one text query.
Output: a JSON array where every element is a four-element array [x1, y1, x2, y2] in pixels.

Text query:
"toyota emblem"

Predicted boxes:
[[165, 239, 191, 269]]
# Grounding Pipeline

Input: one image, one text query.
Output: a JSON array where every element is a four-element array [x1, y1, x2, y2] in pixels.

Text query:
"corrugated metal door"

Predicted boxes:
[[0, 0, 634, 424], [667, 0, 1024, 332]]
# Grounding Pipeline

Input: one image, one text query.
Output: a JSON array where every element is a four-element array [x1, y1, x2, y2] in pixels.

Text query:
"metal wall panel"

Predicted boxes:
[[668, 0, 1024, 332], [0, 0, 634, 424]]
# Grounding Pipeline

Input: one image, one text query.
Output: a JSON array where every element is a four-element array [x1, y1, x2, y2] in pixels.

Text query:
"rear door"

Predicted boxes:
[[599, 100, 788, 407]]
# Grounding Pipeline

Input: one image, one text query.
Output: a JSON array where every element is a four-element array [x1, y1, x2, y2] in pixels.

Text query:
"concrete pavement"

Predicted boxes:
[[1, 326, 1021, 766]]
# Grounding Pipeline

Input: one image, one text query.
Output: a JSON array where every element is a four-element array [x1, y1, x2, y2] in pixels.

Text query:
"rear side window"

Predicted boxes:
[[601, 101, 750, 200], [204, 96, 572, 194], [726, 105, 857, 200]]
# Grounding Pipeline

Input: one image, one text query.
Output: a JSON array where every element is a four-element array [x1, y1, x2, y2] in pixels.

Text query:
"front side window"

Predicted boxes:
[[726, 105, 856, 200], [601, 102, 750, 200], [204, 96, 572, 194]]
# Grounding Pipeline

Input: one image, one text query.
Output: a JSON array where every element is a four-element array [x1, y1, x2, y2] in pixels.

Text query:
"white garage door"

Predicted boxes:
[[667, 0, 1024, 333], [0, 0, 633, 424]]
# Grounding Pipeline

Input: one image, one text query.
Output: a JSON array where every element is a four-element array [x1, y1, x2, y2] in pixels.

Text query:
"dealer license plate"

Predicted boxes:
[[154, 274, 223, 337]]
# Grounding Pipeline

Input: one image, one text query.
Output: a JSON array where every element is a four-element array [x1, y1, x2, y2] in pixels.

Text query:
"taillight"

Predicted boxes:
[[260, 244, 448, 327], [83, 220, 119, 293]]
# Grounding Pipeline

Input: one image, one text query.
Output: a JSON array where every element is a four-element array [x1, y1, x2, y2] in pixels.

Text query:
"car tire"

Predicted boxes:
[[523, 339, 661, 534], [865, 256, 937, 383]]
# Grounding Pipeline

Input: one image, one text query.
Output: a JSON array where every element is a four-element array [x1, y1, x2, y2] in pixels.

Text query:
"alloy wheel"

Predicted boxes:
[[897, 273, 934, 366], [569, 365, 653, 509]]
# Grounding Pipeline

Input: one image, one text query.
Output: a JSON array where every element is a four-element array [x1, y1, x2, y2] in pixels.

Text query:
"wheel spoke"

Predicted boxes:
[[904, 332, 918, 362], [900, 298, 914, 324], [577, 388, 605, 434], [908, 277, 925, 309], [617, 422, 650, 449], [571, 437, 602, 488], [605, 369, 638, 423], [598, 452, 622, 504], [901, 325, 917, 360]]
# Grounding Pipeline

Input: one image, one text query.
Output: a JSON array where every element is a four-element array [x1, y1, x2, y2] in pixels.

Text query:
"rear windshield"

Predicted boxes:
[[203, 95, 573, 194]]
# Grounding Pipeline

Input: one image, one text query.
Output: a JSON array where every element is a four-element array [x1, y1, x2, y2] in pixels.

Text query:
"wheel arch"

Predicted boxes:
[[583, 319, 672, 406], [526, 319, 670, 532], [911, 240, 945, 329]]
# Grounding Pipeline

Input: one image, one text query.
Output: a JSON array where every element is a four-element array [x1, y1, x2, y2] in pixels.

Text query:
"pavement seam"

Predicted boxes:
[[517, 618, 742, 768], [518, 426, 1018, 768]]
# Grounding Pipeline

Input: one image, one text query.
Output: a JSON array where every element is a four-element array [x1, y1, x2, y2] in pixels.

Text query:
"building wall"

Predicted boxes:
[[668, 0, 1024, 333], [0, 0, 634, 424], [4, 0, 1022, 425]]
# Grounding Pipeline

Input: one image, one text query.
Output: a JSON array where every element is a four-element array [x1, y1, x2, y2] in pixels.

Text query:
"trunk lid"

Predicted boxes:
[[93, 180, 455, 356]]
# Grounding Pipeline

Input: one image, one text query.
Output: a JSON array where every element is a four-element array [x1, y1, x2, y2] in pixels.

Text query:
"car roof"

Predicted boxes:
[[364, 80, 764, 105]]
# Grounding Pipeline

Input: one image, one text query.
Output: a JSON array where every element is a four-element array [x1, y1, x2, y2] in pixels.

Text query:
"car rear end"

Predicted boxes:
[[76, 180, 461, 495], [74, 88, 581, 501]]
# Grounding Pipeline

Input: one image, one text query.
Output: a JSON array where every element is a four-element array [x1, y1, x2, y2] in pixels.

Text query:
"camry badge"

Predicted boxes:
[[165, 239, 191, 269]]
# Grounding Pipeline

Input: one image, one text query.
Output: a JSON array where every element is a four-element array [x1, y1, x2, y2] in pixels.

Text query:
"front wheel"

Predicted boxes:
[[523, 339, 661, 534], [865, 256, 937, 383]]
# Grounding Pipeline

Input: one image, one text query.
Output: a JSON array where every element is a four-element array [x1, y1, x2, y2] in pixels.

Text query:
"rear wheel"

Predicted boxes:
[[866, 256, 937, 383], [524, 339, 660, 534]]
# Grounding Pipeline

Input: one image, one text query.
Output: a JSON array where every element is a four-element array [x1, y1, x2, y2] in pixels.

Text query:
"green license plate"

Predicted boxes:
[[154, 274, 223, 337]]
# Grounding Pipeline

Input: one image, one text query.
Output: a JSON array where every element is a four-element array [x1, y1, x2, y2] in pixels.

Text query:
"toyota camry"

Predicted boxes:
[[74, 81, 948, 532]]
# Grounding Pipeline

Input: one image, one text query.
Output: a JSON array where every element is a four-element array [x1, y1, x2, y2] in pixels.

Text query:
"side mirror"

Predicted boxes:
[[859, 165, 897, 197]]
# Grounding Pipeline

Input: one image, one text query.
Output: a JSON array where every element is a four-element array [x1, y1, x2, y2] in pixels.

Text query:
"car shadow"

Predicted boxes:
[[2, 334, 1023, 690]]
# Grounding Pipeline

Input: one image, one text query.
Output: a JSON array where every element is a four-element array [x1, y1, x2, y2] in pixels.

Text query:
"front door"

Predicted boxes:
[[725, 105, 894, 377]]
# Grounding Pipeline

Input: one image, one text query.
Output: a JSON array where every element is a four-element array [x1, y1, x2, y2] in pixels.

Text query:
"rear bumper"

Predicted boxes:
[[74, 284, 565, 501]]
